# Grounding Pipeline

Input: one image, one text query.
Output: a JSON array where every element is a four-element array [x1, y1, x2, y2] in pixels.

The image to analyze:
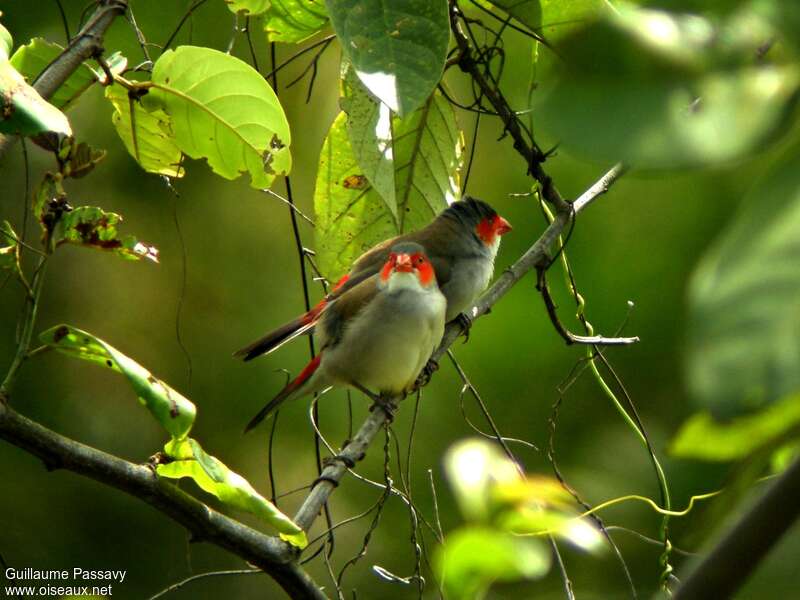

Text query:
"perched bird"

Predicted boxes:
[[235, 197, 511, 362], [244, 242, 446, 432]]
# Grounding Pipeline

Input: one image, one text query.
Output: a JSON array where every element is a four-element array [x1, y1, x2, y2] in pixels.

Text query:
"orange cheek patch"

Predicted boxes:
[[476, 218, 495, 245], [380, 260, 394, 282], [418, 262, 435, 286]]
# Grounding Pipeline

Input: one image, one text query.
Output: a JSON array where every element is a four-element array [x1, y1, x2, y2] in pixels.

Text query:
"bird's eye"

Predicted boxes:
[[416, 256, 424, 264]]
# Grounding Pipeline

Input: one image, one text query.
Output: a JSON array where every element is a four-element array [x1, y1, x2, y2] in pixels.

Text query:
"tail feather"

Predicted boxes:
[[244, 354, 323, 432], [234, 301, 327, 361]]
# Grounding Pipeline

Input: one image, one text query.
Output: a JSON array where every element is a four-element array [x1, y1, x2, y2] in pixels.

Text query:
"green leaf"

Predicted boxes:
[[326, 0, 449, 115], [149, 46, 291, 189], [33, 171, 65, 226], [0, 57, 72, 141], [0, 24, 12, 59], [106, 84, 184, 178], [264, 0, 329, 43], [487, 0, 609, 41], [39, 325, 196, 440], [0, 220, 20, 274], [315, 90, 463, 279], [687, 151, 800, 416], [9, 38, 126, 110], [536, 4, 800, 168], [341, 67, 398, 216], [225, 0, 270, 15], [671, 394, 800, 461], [436, 527, 550, 600], [158, 438, 307, 547], [55, 206, 159, 262]]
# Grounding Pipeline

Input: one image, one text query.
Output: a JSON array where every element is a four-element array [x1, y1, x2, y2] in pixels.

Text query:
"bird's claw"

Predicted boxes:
[[369, 395, 398, 421], [414, 358, 439, 389], [456, 312, 473, 342]]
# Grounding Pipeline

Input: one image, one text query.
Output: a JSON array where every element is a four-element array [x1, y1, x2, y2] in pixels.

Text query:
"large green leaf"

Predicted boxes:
[[0, 23, 12, 59], [106, 84, 184, 178], [159, 438, 307, 548], [149, 46, 291, 189], [436, 527, 550, 600], [0, 57, 71, 141], [687, 151, 800, 416], [264, 0, 329, 43], [39, 325, 195, 440], [536, 4, 800, 168], [487, 0, 609, 41], [9, 38, 126, 110], [55, 206, 159, 262], [671, 394, 800, 461], [326, 0, 449, 116], [314, 90, 463, 280]]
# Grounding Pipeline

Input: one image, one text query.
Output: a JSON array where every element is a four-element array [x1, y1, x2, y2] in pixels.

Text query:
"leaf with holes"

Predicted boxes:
[[10, 38, 126, 110], [264, 0, 329, 43], [39, 325, 195, 440], [55, 206, 159, 263], [315, 90, 463, 280], [687, 151, 800, 416], [326, 0, 449, 115], [149, 46, 291, 188], [158, 438, 307, 548], [106, 84, 184, 178]]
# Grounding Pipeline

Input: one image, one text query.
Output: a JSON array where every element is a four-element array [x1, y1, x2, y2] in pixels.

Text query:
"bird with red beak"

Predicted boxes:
[[245, 242, 446, 431], [235, 197, 511, 361]]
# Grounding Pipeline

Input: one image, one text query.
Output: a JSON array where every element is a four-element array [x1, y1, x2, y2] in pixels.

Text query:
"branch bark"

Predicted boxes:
[[673, 456, 800, 600], [0, 0, 128, 160], [0, 400, 326, 600]]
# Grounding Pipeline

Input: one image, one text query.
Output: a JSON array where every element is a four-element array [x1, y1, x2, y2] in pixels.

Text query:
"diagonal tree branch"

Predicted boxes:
[[0, 400, 326, 600], [293, 162, 626, 534], [0, 0, 128, 160]]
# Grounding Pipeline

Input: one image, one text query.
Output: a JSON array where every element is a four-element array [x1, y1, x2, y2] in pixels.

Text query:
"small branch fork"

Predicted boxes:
[[0, 0, 129, 160]]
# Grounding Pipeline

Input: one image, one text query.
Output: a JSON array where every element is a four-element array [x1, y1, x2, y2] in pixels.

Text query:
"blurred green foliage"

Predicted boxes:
[[1, 1, 800, 599]]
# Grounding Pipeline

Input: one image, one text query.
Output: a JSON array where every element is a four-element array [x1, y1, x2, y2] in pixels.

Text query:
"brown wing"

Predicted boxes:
[[318, 275, 380, 348]]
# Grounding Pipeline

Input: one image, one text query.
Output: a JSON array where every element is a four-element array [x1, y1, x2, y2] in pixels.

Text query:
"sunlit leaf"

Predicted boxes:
[[436, 526, 550, 600], [315, 90, 463, 280], [149, 46, 291, 188], [536, 4, 800, 168], [487, 0, 609, 41], [688, 152, 800, 416], [106, 84, 184, 178], [0, 23, 12, 59], [225, 0, 271, 15], [39, 325, 195, 440], [0, 56, 72, 142], [326, 0, 449, 115], [9, 38, 126, 110], [0, 220, 20, 274], [55, 206, 159, 262], [671, 395, 800, 461], [445, 438, 521, 522], [264, 0, 329, 43], [159, 438, 307, 548]]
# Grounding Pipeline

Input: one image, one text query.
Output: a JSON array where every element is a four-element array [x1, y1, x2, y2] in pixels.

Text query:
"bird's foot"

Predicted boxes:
[[414, 358, 439, 389], [455, 312, 473, 343], [369, 395, 398, 421]]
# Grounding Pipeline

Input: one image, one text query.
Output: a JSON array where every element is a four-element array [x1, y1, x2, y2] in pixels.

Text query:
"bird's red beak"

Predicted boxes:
[[394, 253, 414, 273], [495, 216, 512, 236]]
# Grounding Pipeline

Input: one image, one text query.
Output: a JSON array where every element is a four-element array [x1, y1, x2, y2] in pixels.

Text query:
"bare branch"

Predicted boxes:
[[0, 0, 129, 160], [0, 401, 326, 600]]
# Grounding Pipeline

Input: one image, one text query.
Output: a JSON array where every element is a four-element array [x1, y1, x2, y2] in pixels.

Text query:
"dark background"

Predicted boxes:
[[1, 1, 797, 598]]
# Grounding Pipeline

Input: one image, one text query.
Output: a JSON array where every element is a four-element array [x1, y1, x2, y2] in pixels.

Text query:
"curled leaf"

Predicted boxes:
[[56, 206, 159, 262]]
